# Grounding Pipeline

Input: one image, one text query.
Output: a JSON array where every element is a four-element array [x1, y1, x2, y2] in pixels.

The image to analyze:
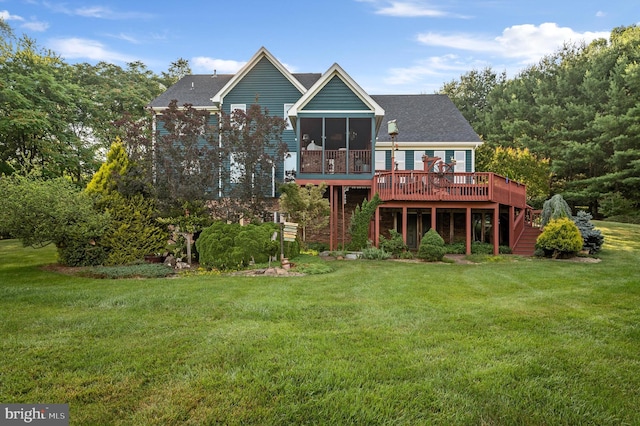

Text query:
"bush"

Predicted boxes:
[[83, 262, 174, 279], [360, 247, 392, 260], [196, 222, 284, 270], [536, 217, 583, 258], [0, 176, 110, 266], [445, 242, 466, 254], [540, 194, 573, 227], [348, 194, 382, 250], [379, 229, 408, 256], [573, 210, 604, 254], [417, 229, 446, 262], [100, 194, 168, 265]]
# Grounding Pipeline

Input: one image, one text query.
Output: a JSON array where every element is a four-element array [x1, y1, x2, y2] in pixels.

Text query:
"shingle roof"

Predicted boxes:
[[149, 76, 480, 144], [149, 73, 321, 109], [149, 74, 233, 109], [372, 94, 481, 143]]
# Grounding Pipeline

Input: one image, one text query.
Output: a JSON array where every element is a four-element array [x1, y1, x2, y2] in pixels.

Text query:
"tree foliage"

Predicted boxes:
[[417, 228, 446, 262], [0, 176, 109, 265], [535, 217, 584, 258], [348, 193, 382, 250], [154, 100, 222, 213], [278, 182, 330, 242], [440, 25, 640, 217], [478, 146, 551, 205], [219, 103, 288, 221]]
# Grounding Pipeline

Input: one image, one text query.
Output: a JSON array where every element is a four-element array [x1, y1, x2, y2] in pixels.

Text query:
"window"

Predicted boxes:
[[229, 104, 246, 128], [284, 104, 293, 130], [434, 150, 445, 171], [394, 151, 405, 171], [414, 150, 427, 171], [284, 152, 297, 182], [230, 152, 244, 184], [375, 151, 386, 171]]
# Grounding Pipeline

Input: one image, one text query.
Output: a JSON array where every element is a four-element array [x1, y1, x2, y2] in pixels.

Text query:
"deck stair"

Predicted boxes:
[[512, 224, 541, 256]]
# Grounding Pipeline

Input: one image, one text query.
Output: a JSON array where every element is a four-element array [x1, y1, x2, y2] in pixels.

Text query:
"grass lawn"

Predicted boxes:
[[1, 221, 639, 425]]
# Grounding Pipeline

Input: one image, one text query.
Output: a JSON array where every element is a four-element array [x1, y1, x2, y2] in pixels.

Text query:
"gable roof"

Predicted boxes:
[[372, 94, 482, 143], [288, 62, 385, 131], [210, 47, 307, 105]]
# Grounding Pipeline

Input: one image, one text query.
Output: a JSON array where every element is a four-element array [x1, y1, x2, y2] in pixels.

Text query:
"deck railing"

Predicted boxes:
[[300, 149, 372, 175], [374, 171, 527, 207]]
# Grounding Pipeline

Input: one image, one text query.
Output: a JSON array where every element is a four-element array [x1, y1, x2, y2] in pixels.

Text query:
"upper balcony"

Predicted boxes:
[[300, 149, 372, 175], [374, 170, 527, 208]]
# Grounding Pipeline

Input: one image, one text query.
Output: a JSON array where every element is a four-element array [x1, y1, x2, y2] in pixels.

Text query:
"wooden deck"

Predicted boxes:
[[374, 171, 527, 208]]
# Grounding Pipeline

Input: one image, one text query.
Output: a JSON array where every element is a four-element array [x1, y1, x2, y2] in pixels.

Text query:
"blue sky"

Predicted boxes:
[[2, 0, 638, 94]]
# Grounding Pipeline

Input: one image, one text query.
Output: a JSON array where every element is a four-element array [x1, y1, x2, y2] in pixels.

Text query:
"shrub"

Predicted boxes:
[[0, 176, 110, 266], [540, 194, 572, 227], [196, 222, 285, 270], [379, 229, 408, 256], [417, 229, 446, 262], [83, 263, 174, 279], [536, 217, 583, 258], [573, 210, 604, 254], [348, 194, 382, 250], [445, 242, 466, 254], [360, 247, 392, 260], [100, 194, 168, 266]]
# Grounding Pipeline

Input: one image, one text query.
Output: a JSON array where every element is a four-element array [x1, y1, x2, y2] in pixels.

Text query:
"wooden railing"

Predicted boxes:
[[374, 171, 527, 207], [300, 149, 372, 175]]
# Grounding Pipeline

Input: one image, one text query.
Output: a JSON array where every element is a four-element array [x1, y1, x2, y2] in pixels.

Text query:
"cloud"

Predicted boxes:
[[596, 11, 606, 18], [48, 37, 136, 63], [22, 20, 49, 32], [43, 2, 153, 20], [374, 1, 447, 17], [384, 54, 488, 85], [0, 9, 24, 21], [192, 57, 247, 74], [417, 23, 610, 64]]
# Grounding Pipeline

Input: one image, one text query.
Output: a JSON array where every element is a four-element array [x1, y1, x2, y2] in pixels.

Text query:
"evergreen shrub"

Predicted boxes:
[[573, 210, 604, 254], [379, 229, 408, 256], [535, 217, 583, 258], [417, 229, 446, 262]]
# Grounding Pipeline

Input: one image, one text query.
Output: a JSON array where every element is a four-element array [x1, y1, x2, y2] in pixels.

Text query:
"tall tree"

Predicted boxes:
[[279, 182, 330, 242], [154, 100, 222, 213], [0, 32, 97, 181], [219, 103, 288, 221]]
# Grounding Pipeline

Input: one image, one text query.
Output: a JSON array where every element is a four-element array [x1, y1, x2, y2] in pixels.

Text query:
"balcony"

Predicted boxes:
[[374, 171, 527, 207], [300, 149, 372, 175]]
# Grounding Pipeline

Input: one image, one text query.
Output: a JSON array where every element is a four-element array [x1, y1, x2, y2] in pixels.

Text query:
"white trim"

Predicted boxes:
[[375, 141, 482, 150]]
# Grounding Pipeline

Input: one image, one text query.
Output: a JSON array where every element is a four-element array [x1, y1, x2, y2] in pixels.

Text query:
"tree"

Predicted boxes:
[[160, 58, 192, 87], [219, 103, 288, 221], [540, 194, 573, 227], [0, 32, 97, 182], [86, 141, 167, 265], [348, 194, 382, 250], [0, 176, 109, 265], [478, 146, 551, 206], [278, 182, 330, 243], [154, 100, 222, 213]]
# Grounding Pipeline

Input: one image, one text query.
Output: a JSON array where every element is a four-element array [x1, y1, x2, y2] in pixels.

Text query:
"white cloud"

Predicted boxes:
[[48, 37, 136, 63], [417, 23, 610, 64], [375, 1, 447, 17], [21, 20, 49, 32], [42, 2, 152, 20], [192, 57, 246, 74], [596, 11, 606, 18], [0, 9, 24, 21], [384, 54, 488, 85]]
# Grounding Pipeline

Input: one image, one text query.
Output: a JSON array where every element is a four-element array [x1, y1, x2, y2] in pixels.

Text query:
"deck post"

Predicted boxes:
[[493, 204, 500, 255], [509, 205, 515, 249], [466, 207, 472, 255], [402, 206, 408, 245], [431, 206, 437, 232], [374, 206, 380, 247]]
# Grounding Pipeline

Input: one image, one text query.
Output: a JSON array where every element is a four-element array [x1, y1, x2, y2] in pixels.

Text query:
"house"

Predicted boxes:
[[149, 47, 539, 255]]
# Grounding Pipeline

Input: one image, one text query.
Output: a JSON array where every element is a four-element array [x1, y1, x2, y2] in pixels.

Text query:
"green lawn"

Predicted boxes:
[[1, 221, 639, 425]]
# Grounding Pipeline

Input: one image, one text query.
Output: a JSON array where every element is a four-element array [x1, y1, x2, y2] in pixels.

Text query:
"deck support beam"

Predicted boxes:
[[466, 207, 472, 255]]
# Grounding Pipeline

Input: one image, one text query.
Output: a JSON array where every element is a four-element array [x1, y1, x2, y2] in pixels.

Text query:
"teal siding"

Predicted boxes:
[[407, 150, 415, 170], [466, 150, 472, 172], [303, 76, 369, 111]]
